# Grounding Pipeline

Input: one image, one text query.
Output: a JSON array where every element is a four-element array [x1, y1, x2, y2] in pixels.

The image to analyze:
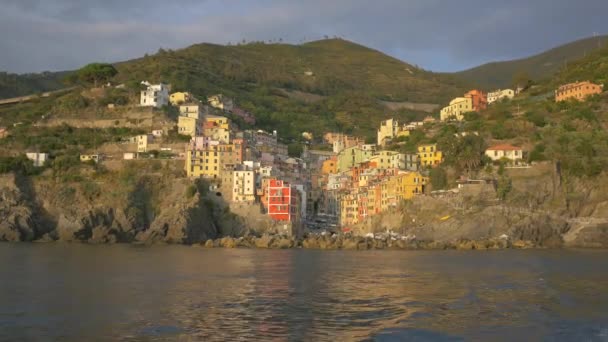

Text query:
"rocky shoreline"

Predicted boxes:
[[197, 234, 544, 250]]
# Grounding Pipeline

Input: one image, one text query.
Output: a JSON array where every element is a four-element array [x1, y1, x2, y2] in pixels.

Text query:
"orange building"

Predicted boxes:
[[321, 156, 338, 174], [465, 90, 487, 111], [555, 81, 603, 102]]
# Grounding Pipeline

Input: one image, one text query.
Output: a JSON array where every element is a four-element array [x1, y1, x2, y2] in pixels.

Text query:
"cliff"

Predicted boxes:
[[350, 165, 608, 248], [0, 163, 221, 243]]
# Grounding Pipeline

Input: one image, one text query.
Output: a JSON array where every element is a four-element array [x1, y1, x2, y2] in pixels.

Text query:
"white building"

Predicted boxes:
[[151, 129, 164, 138], [485, 144, 523, 162], [487, 89, 515, 104], [140, 82, 169, 108], [232, 170, 256, 202], [25, 152, 48, 167]]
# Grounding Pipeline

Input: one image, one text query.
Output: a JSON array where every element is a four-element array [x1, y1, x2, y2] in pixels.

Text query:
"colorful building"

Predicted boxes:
[[178, 116, 199, 138], [440, 97, 473, 121], [321, 156, 338, 174], [417, 144, 443, 167], [135, 134, 153, 153], [464, 89, 487, 112], [267, 179, 299, 223], [377, 118, 409, 146], [169, 92, 192, 106], [337, 146, 375, 173], [555, 81, 603, 102], [207, 94, 234, 112], [185, 143, 236, 179]]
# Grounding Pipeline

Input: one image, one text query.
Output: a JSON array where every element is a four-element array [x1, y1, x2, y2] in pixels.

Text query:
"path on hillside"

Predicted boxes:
[[0, 87, 75, 106]]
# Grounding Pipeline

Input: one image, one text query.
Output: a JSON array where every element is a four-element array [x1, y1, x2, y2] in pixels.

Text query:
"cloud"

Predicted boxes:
[[0, 0, 607, 73]]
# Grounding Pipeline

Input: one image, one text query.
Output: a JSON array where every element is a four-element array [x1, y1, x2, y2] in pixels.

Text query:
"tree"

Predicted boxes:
[[496, 175, 512, 201], [512, 71, 532, 91], [70, 63, 118, 87], [430, 166, 448, 191]]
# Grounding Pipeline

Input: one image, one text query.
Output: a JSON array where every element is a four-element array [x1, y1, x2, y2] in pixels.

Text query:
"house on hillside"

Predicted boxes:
[[140, 82, 169, 108], [440, 97, 472, 121], [417, 144, 443, 167], [25, 152, 48, 167], [80, 154, 100, 163], [178, 116, 200, 138], [555, 81, 603, 102], [465, 90, 487, 111], [179, 103, 204, 120], [207, 94, 234, 112], [485, 144, 523, 163], [169, 92, 192, 106], [487, 89, 515, 104]]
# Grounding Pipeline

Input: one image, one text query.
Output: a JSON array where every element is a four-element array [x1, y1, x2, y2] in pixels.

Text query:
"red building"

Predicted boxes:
[[465, 90, 488, 111], [267, 179, 299, 222]]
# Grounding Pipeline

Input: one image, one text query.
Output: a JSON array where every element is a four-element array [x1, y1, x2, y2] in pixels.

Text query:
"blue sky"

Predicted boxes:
[[1, 0, 607, 73]]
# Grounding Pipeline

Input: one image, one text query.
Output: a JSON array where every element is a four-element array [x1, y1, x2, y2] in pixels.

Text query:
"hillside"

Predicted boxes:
[[454, 35, 608, 89], [108, 39, 469, 139], [0, 71, 68, 99], [115, 39, 466, 103]]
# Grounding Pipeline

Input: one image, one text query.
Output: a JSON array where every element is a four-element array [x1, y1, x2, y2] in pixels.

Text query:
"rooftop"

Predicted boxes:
[[486, 144, 522, 151]]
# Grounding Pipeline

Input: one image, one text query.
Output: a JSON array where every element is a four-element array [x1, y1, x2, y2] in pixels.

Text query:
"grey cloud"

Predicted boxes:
[[0, 0, 607, 73]]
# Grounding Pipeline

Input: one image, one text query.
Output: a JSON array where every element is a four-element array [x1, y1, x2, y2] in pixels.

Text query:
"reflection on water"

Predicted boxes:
[[0, 245, 607, 341]]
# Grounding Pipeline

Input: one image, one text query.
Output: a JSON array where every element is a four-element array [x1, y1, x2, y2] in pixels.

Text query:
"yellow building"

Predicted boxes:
[[340, 193, 359, 227], [394, 172, 427, 201], [185, 144, 236, 179], [169, 92, 191, 106], [417, 144, 443, 167], [178, 116, 199, 137], [80, 154, 100, 163], [440, 97, 473, 121], [207, 94, 234, 112], [205, 115, 230, 130]]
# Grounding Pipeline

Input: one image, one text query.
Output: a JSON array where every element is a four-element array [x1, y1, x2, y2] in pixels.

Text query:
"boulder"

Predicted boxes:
[[255, 234, 274, 248], [220, 237, 237, 248]]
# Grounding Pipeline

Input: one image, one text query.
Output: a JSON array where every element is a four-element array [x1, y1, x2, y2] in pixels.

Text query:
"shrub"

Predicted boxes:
[[186, 185, 197, 198]]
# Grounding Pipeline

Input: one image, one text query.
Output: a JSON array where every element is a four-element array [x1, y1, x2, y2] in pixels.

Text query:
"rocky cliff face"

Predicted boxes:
[[350, 170, 608, 248], [0, 170, 219, 244]]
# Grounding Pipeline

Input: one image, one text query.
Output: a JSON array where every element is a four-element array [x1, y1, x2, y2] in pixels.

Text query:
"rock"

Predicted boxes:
[[512, 240, 534, 249], [237, 236, 255, 248], [220, 237, 237, 248], [357, 239, 370, 250], [204, 239, 215, 248], [255, 234, 274, 248], [318, 236, 338, 249], [302, 236, 320, 249], [271, 237, 294, 249], [341, 237, 360, 250]]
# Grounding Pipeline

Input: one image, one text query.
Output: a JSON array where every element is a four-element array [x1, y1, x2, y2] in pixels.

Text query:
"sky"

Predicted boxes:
[[1, 0, 608, 74]]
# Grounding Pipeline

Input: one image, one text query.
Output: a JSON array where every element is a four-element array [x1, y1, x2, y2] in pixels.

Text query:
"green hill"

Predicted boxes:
[[109, 39, 469, 139], [0, 71, 68, 99], [454, 35, 608, 89], [115, 39, 466, 103]]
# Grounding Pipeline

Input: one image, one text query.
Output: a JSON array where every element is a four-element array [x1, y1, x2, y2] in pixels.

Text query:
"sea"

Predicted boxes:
[[1, 244, 607, 341]]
